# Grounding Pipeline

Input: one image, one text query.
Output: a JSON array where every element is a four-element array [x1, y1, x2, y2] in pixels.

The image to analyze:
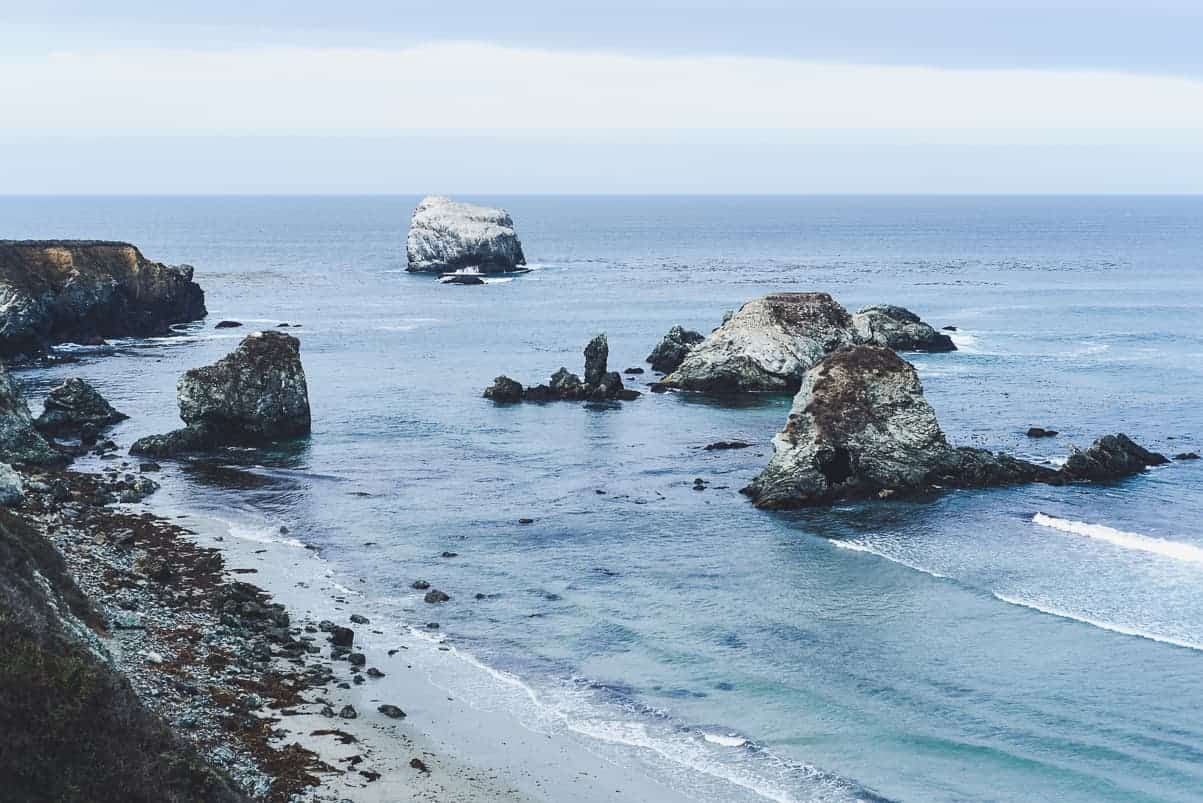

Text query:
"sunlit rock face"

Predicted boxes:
[[405, 196, 526, 274]]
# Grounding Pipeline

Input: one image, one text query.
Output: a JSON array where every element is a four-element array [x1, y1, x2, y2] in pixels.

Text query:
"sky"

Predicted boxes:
[[4, 1, 1203, 193]]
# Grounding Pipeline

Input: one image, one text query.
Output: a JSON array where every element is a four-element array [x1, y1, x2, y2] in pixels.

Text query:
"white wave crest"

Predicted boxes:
[[1033, 513, 1203, 564], [992, 592, 1203, 652], [830, 539, 949, 579]]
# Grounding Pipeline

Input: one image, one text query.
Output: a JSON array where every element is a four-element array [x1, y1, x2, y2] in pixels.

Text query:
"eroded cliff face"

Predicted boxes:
[[0, 241, 206, 356], [0, 509, 248, 803]]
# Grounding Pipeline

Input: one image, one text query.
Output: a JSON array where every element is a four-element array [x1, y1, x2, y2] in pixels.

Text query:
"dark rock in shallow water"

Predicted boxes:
[[214, 320, 242, 329], [484, 335, 639, 404], [704, 441, 752, 450], [1176, 452, 1200, 460], [440, 273, 485, 285], [483, 375, 524, 403], [1026, 427, 1058, 438], [406, 196, 526, 274], [130, 331, 310, 457], [0, 367, 64, 466], [0, 240, 206, 357], [411, 579, 430, 590], [424, 589, 450, 604], [743, 345, 1166, 508], [646, 325, 705, 374], [624, 367, 645, 374], [378, 704, 406, 719], [329, 626, 354, 647], [34, 378, 128, 435], [584, 334, 609, 387], [851, 304, 956, 352]]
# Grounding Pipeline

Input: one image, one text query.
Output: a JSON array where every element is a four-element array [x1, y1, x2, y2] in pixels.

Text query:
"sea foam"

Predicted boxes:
[[1033, 513, 1203, 564]]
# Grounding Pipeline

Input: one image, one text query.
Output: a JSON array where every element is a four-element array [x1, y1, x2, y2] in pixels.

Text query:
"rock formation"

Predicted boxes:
[[646, 325, 705, 374], [130, 331, 311, 457], [743, 345, 1167, 508], [484, 334, 638, 403], [0, 366, 63, 466], [850, 304, 956, 352], [661, 293, 856, 392], [405, 196, 526, 274], [34, 378, 128, 435], [0, 241, 206, 357]]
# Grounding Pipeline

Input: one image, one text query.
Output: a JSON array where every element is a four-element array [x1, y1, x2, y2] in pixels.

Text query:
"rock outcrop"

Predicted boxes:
[[131, 331, 310, 457], [484, 335, 638, 403], [662, 293, 856, 393], [34, 378, 127, 435], [0, 367, 63, 466], [405, 196, 526, 274], [646, 325, 705, 374], [743, 345, 1166, 508], [0, 241, 206, 357], [850, 304, 955, 352]]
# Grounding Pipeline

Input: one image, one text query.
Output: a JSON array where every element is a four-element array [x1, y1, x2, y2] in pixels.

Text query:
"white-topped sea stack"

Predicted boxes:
[[406, 196, 526, 274]]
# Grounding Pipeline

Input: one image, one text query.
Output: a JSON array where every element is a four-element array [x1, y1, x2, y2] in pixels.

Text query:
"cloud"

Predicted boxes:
[[8, 41, 1203, 139]]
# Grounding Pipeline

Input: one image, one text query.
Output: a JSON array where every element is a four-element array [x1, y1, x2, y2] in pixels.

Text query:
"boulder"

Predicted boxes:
[[0, 241, 206, 357], [662, 293, 856, 392], [646, 325, 705, 374], [744, 345, 1165, 508], [850, 305, 955, 352], [34, 378, 128, 435], [0, 367, 63, 466], [483, 376, 524, 403], [406, 196, 526, 274], [130, 331, 310, 457]]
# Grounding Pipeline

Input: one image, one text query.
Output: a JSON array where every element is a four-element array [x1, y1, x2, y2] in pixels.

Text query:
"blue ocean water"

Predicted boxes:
[[4, 195, 1203, 802]]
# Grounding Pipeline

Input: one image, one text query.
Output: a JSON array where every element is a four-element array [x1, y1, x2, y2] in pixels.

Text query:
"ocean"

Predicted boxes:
[[4, 195, 1203, 802]]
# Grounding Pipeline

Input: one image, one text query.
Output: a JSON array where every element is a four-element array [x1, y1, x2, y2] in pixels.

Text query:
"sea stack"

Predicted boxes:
[[405, 196, 526, 274], [851, 305, 956, 352], [0, 241, 206, 357], [131, 331, 310, 457], [662, 293, 856, 392], [743, 345, 1167, 508], [646, 325, 705, 374]]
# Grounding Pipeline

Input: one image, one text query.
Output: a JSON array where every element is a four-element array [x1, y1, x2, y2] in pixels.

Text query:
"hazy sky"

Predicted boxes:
[[4, 1, 1203, 193]]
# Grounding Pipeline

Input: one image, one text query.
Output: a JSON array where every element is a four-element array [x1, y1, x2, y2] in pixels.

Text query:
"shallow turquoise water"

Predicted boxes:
[[4, 195, 1203, 801]]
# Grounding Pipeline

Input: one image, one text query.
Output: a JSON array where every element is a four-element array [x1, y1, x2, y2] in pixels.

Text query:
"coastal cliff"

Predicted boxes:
[[0, 240, 206, 357]]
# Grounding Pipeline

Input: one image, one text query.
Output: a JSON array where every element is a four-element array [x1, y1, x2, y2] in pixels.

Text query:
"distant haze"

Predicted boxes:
[[4, 2, 1203, 194]]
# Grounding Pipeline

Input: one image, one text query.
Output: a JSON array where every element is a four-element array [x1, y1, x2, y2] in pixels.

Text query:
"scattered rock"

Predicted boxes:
[[942, 325, 958, 331], [130, 331, 310, 457], [423, 589, 450, 604], [34, 378, 128, 436], [440, 274, 486, 285], [349, 614, 369, 624], [411, 579, 430, 590], [646, 325, 705, 373], [406, 196, 526, 273], [1175, 452, 1200, 460], [1026, 427, 1058, 438], [624, 367, 645, 374], [339, 705, 358, 720], [517, 517, 534, 525], [366, 667, 385, 678], [329, 627, 354, 648], [348, 652, 366, 667], [410, 757, 429, 773], [139, 462, 161, 473], [704, 441, 752, 450], [214, 320, 242, 329], [850, 305, 956, 352], [1060, 434, 1169, 481], [483, 375, 525, 403], [484, 335, 639, 403], [378, 704, 406, 719], [0, 240, 206, 357]]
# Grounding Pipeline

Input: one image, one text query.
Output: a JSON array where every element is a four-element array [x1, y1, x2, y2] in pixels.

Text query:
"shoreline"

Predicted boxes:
[[21, 461, 706, 802]]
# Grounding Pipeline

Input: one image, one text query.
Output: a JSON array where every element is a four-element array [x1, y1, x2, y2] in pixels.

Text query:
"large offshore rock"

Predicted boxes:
[[742, 346, 960, 506], [646, 325, 705, 373], [661, 293, 856, 392], [0, 367, 63, 466], [405, 196, 526, 273], [131, 331, 310, 457], [743, 345, 1167, 508], [34, 378, 128, 435], [0, 241, 206, 356], [851, 304, 955, 352]]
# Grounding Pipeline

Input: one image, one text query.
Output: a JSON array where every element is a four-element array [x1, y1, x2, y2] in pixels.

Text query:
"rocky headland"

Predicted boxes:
[[660, 293, 953, 392], [0, 241, 206, 357], [742, 345, 1169, 508], [405, 196, 526, 274], [131, 331, 311, 457], [485, 334, 640, 403]]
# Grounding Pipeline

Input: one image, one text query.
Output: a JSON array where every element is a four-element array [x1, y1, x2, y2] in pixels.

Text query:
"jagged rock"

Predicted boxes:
[[214, 320, 242, 329], [662, 293, 856, 392], [0, 462, 23, 506], [1176, 452, 1200, 461], [646, 325, 705, 373], [34, 378, 128, 435], [424, 589, 450, 604], [406, 196, 526, 273], [130, 331, 310, 457], [440, 274, 486, 285], [704, 441, 751, 450], [1026, 427, 1057, 438], [0, 367, 63, 466], [851, 305, 955, 352], [744, 345, 1164, 508], [483, 335, 639, 403], [1061, 434, 1169, 480], [0, 240, 206, 357], [483, 376, 524, 403], [583, 334, 608, 386]]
